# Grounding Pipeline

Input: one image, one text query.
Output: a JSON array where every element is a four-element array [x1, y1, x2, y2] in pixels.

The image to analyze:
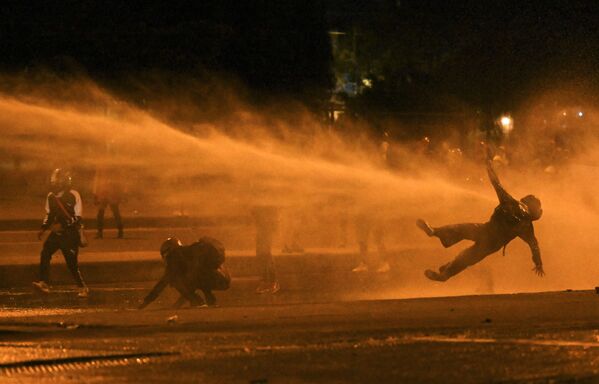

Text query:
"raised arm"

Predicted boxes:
[[518, 224, 544, 276], [486, 160, 515, 204]]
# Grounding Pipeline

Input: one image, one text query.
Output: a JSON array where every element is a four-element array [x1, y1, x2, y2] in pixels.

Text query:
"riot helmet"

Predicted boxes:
[[50, 168, 72, 192], [520, 194, 542, 220], [160, 237, 183, 259]]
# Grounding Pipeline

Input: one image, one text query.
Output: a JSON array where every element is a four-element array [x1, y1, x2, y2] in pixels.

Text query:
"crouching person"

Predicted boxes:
[[138, 236, 231, 309]]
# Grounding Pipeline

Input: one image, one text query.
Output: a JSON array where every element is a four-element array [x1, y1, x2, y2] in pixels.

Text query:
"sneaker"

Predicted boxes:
[[352, 261, 369, 273], [255, 281, 280, 294], [255, 282, 268, 294], [190, 300, 208, 308], [269, 281, 280, 294], [77, 287, 90, 298], [424, 269, 444, 282], [32, 281, 50, 294], [416, 219, 435, 237], [376, 262, 391, 273]]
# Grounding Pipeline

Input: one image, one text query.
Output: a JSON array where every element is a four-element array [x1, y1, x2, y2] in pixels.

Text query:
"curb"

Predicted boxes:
[[0, 216, 250, 231], [1, 250, 379, 288]]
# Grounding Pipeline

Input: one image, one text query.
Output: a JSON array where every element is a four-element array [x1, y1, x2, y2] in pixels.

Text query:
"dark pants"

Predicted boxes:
[[199, 267, 231, 305], [174, 267, 231, 307], [97, 202, 123, 236], [40, 231, 86, 287], [198, 267, 231, 291], [433, 223, 504, 281], [253, 206, 278, 283], [256, 230, 276, 283], [355, 216, 386, 267]]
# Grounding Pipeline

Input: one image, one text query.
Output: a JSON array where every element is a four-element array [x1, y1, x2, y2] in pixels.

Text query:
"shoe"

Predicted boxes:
[[32, 281, 50, 294], [117, 231, 124, 239], [255, 282, 268, 294], [77, 287, 90, 298], [424, 269, 444, 282], [416, 219, 435, 236], [352, 261, 369, 273], [190, 300, 208, 308], [255, 281, 280, 294], [269, 281, 280, 294], [376, 262, 391, 273], [95, 232, 103, 239]]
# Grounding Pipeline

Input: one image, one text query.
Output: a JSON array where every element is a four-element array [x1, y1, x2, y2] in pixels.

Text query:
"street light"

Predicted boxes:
[[498, 115, 514, 136]]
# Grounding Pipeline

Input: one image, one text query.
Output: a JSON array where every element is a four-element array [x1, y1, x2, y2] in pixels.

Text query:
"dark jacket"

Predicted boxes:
[[41, 190, 82, 232], [486, 162, 541, 266], [140, 237, 228, 308]]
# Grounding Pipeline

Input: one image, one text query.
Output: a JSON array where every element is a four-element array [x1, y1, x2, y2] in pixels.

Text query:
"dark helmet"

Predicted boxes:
[[160, 237, 182, 259], [50, 168, 72, 191], [520, 194, 542, 220]]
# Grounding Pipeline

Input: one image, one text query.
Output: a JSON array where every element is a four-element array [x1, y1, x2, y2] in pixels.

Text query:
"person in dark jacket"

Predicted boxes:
[[138, 236, 231, 309], [33, 168, 89, 297], [417, 156, 544, 282], [93, 164, 125, 238]]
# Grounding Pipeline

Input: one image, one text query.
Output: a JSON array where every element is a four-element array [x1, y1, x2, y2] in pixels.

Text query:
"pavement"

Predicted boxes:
[[0, 290, 598, 382]]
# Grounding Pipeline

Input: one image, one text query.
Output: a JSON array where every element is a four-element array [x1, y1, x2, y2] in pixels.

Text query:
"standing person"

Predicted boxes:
[[93, 163, 124, 239], [138, 237, 231, 309], [281, 205, 304, 254], [351, 213, 390, 273], [252, 206, 280, 294], [417, 154, 544, 282], [33, 169, 89, 297]]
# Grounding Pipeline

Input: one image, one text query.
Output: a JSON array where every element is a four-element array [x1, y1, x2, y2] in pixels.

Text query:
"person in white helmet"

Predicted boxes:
[[33, 168, 89, 298]]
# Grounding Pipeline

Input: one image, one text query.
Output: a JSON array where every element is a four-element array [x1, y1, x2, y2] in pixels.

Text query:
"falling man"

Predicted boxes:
[[417, 153, 545, 282]]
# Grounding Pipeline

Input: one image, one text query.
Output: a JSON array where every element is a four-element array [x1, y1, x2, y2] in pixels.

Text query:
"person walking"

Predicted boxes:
[[33, 169, 89, 297]]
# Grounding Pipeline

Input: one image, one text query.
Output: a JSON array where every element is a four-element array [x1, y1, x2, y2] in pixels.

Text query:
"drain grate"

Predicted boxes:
[[0, 351, 177, 376]]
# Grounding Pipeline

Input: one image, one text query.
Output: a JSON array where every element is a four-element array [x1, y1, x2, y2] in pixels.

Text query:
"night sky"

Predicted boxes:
[[1, 0, 599, 113]]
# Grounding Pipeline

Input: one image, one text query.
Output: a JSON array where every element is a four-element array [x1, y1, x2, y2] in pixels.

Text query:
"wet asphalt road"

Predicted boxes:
[[0, 286, 598, 383]]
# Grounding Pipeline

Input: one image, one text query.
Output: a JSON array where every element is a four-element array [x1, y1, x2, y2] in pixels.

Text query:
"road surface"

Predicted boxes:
[[0, 287, 597, 383]]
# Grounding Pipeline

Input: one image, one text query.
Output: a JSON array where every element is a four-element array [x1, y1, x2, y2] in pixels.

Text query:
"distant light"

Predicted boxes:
[[578, 111, 584, 117], [562, 111, 567, 116], [498, 115, 514, 135], [362, 78, 373, 88]]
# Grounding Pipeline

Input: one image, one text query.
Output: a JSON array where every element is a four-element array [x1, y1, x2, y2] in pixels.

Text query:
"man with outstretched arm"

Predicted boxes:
[[138, 237, 231, 309], [417, 154, 544, 282]]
